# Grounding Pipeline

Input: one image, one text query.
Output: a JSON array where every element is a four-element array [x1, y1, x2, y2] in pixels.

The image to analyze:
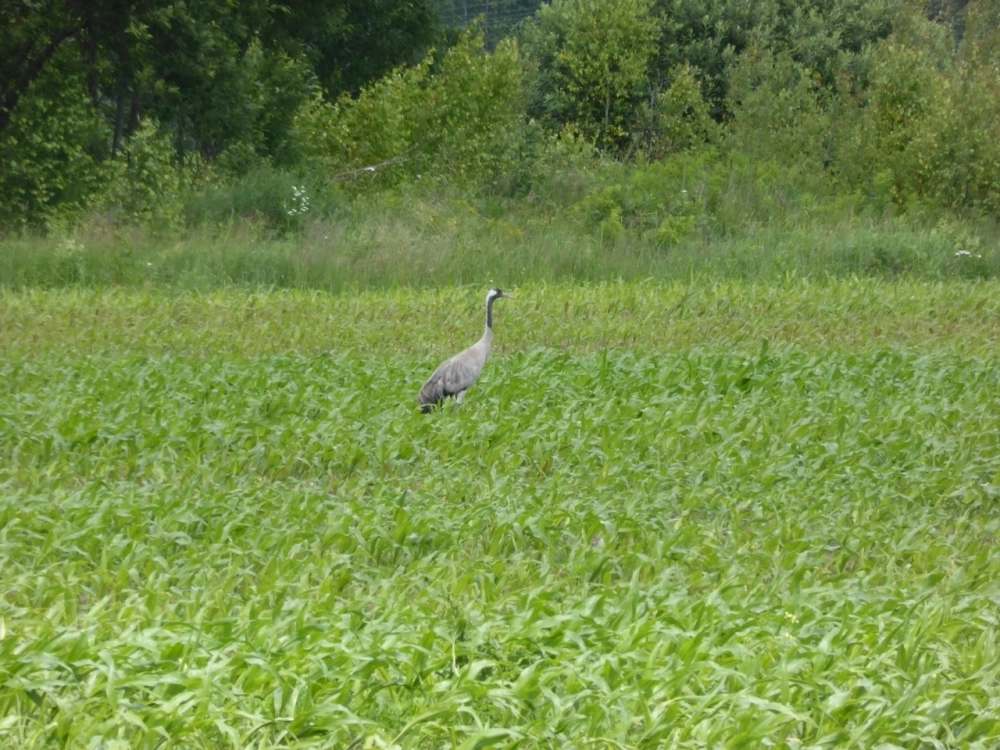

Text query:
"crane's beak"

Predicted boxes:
[[502, 292, 515, 300]]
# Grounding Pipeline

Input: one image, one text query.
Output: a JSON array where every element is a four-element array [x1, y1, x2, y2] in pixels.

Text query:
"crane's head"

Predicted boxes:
[[488, 288, 514, 301]]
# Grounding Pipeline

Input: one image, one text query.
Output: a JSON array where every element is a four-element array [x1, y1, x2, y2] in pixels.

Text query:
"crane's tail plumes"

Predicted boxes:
[[418, 375, 445, 413]]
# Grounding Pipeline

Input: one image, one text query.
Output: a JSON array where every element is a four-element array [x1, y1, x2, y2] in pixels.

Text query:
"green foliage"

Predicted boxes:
[[1, 0, 439, 148], [226, 39, 319, 169], [424, 36, 525, 182], [2, 282, 1000, 747], [846, 4, 1000, 214], [725, 46, 832, 168], [278, 0, 439, 96], [564, 152, 709, 245], [555, 147, 864, 249], [520, 0, 898, 152], [651, 0, 900, 117], [523, 0, 660, 151], [652, 0, 760, 113], [293, 30, 524, 187], [184, 166, 346, 233], [5, 154, 1000, 289], [634, 62, 718, 159], [3, 0, 999, 234], [293, 59, 431, 180], [0, 57, 110, 229], [963, 0, 1000, 63], [0, 0, 441, 230], [0, 0, 92, 134], [99, 120, 199, 232]]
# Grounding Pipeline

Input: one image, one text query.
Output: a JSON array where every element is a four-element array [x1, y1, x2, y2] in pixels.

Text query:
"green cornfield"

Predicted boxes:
[[2, 281, 1000, 748]]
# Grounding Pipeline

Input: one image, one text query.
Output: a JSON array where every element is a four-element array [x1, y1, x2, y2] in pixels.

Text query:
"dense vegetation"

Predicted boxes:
[[3, 3, 1000, 747], [1, 0, 998, 284], [3, 283, 1000, 747]]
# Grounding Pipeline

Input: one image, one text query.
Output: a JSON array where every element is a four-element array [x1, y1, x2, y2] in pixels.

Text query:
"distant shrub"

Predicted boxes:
[[633, 63, 719, 160], [208, 42, 318, 177], [291, 30, 524, 188], [292, 58, 430, 183], [0, 55, 110, 230], [522, 0, 660, 152], [563, 149, 718, 244], [98, 120, 202, 232], [422, 35, 524, 183], [724, 46, 832, 168], [184, 166, 346, 232], [842, 5, 1000, 215], [651, 0, 900, 117]]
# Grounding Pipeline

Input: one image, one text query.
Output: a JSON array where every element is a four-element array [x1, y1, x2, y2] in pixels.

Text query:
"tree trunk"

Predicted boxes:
[[112, 85, 127, 153], [128, 88, 141, 132]]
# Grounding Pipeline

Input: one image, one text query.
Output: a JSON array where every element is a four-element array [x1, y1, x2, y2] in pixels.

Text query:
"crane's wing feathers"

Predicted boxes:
[[418, 347, 485, 410]]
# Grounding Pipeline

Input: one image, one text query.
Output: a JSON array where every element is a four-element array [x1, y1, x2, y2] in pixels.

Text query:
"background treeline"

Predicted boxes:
[[1, 0, 998, 284]]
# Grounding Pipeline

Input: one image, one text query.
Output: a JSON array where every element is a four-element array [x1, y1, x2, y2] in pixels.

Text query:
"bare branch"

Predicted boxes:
[[328, 143, 422, 183]]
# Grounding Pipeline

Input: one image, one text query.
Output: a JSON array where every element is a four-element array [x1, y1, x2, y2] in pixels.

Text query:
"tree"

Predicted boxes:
[[0, 0, 440, 152], [651, 0, 900, 118], [523, 0, 660, 152], [266, 0, 440, 97], [1, 0, 108, 135]]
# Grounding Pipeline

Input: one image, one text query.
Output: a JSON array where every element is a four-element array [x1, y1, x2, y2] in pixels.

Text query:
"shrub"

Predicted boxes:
[[651, 0, 900, 119], [99, 119, 201, 233], [724, 45, 832, 169], [291, 30, 525, 189], [522, 0, 660, 152], [846, 4, 1000, 214], [291, 57, 431, 183], [0, 55, 110, 230], [633, 63, 719, 160], [422, 35, 524, 183], [184, 165, 346, 233]]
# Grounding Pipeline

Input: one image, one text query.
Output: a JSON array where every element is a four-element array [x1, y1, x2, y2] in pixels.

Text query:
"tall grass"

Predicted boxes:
[[1, 209, 995, 292], [2, 155, 998, 291]]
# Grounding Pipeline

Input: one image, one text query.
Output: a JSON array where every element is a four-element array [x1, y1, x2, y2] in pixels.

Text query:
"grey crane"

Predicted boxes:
[[418, 288, 513, 413]]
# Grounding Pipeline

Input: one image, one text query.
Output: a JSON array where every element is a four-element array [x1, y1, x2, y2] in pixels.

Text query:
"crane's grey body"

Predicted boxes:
[[419, 288, 510, 413]]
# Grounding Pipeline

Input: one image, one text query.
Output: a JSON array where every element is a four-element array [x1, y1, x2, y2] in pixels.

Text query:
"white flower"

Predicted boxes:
[[955, 250, 972, 258], [287, 185, 310, 216]]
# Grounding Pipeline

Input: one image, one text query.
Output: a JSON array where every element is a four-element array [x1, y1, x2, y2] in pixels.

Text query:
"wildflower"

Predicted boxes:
[[287, 185, 310, 216], [955, 250, 972, 258]]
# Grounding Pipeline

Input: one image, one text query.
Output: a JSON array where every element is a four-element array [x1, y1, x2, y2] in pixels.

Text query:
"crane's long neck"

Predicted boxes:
[[486, 294, 497, 332]]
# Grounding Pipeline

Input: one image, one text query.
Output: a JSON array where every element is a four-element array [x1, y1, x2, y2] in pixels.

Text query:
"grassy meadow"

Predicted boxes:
[[2, 280, 1000, 748], [2, 163, 999, 293]]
